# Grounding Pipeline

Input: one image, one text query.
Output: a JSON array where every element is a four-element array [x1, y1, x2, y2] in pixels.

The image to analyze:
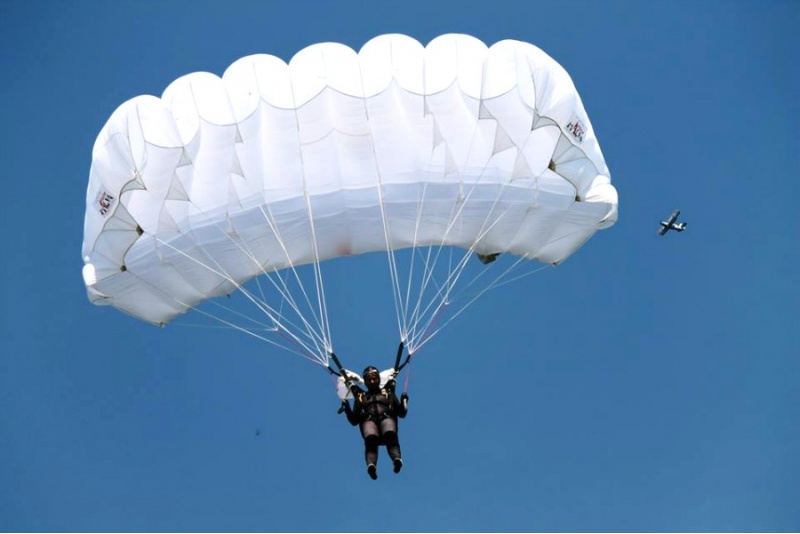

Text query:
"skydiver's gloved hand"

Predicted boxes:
[[338, 400, 348, 414], [400, 393, 409, 410]]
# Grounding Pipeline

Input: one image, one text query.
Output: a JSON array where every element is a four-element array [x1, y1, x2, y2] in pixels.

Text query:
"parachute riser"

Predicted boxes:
[[393, 341, 416, 396], [328, 351, 347, 379], [393, 341, 404, 373]]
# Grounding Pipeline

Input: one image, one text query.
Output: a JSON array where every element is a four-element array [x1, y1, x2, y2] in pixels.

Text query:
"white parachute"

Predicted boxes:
[[81, 33, 618, 367]]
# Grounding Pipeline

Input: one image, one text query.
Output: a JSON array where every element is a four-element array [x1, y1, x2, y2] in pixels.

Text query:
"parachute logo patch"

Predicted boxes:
[[566, 118, 586, 144], [95, 190, 116, 217]]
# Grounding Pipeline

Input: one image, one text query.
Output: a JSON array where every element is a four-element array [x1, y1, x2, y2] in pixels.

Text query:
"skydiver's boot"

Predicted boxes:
[[384, 432, 402, 473], [393, 457, 403, 473], [365, 438, 379, 480]]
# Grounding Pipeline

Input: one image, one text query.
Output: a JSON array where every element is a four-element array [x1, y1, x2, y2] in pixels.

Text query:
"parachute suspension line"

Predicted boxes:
[[354, 64, 408, 343], [200, 293, 277, 331], [471, 261, 551, 292], [411, 179, 580, 351], [299, 190, 333, 354], [175, 298, 325, 365], [219, 90, 277, 321], [405, 208, 512, 350], [138, 235, 318, 358], [402, 182, 439, 346], [402, 150, 462, 347], [404, 166, 500, 349], [405, 300, 448, 356], [374, 144, 407, 340], [395, 55, 469, 348], [396, 181, 426, 343], [411, 256, 536, 353], [289, 103, 334, 358], [405, 71, 541, 350], [187, 198, 334, 362], [167, 190, 331, 360], [405, 245, 454, 350], [137, 106, 332, 362], [410, 128, 553, 347], [151, 235, 327, 363], [240, 67, 334, 358], [403, 184, 451, 349], [402, 44, 490, 348], [193, 289, 328, 358], [403, 62, 497, 350], [250, 201, 333, 357], [111, 234, 324, 363], [405, 223, 435, 344], [268, 269, 293, 328], [408, 90, 602, 351], [386, 188, 409, 340], [405, 229, 460, 340]]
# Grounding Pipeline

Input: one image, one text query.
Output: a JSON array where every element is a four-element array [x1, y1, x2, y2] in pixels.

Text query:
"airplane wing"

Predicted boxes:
[[667, 210, 680, 224], [658, 224, 669, 236]]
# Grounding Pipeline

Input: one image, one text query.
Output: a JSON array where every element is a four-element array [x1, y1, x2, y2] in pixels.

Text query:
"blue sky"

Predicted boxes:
[[1, 0, 798, 531]]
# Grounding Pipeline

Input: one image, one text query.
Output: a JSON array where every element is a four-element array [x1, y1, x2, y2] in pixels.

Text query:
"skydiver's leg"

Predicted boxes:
[[360, 420, 379, 478], [379, 417, 403, 473]]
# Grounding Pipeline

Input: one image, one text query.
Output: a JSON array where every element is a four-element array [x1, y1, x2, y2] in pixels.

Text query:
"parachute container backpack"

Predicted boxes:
[[81, 34, 618, 364]]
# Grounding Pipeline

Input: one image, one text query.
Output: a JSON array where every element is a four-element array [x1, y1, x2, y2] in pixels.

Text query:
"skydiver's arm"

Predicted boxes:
[[395, 391, 408, 418], [386, 379, 408, 418]]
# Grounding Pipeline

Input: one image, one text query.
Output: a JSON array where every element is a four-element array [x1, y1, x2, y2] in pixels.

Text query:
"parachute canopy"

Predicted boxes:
[[82, 33, 617, 358]]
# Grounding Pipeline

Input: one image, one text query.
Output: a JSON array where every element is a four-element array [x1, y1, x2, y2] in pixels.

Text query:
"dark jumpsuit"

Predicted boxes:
[[343, 379, 407, 466]]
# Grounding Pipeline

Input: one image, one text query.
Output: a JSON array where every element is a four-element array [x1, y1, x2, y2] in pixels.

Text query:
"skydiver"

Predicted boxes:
[[340, 366, 409, 480]]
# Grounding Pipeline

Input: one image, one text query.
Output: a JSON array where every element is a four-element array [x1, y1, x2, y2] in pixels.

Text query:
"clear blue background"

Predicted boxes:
[[1, 0, 798, 531]]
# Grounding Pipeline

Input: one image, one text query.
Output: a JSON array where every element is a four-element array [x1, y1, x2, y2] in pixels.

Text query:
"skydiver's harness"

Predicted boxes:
[[353, 386, 396, 422], [329, 341, 412, 418]]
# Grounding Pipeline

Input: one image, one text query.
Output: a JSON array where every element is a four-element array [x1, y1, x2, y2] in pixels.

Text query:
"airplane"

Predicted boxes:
[[658, 209, 686, 235]]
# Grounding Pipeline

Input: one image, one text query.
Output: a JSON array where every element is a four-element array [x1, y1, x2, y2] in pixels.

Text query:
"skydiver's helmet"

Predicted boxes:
[[362, 366, 380, 381], [362, 366, 381, 389]]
